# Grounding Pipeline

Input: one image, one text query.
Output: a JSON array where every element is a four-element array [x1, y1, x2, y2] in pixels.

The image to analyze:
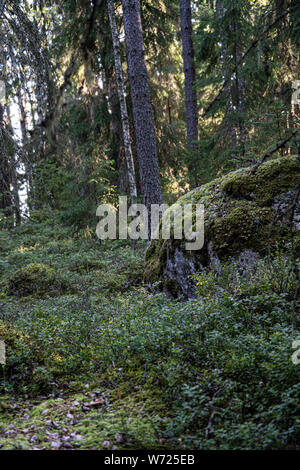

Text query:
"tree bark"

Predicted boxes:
[[2, 41, 21, 224], [235, 20, 248, 155], [180, 0, 199, 151], [216, 0, 237, 150], [5, 104, 21, 224], [11, 54, 34, 209], [103, 63, 126, 191], [107, 0, 137, 201], [122, 0, 162, 237], [0, 103, 13, 219]]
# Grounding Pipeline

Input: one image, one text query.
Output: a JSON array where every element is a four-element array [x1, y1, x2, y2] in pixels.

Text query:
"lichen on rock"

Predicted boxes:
[[144, 156, 300, 298]]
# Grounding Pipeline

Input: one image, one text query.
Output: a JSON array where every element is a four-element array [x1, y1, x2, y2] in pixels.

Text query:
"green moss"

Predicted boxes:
[[7, 263, 69, 297], [209, 203, 276, 257], [71, 386, 169, 449], [144, 156, 300, 287], [144, 239, 168, 284], [220, 156, 300, 205], [0, 386, 168, 450], [72, 412, 159, 449], [0, 436, 32, 450]]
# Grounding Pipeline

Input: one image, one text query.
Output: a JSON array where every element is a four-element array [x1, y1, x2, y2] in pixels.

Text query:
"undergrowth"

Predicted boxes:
[[0, 219, 300, 449]]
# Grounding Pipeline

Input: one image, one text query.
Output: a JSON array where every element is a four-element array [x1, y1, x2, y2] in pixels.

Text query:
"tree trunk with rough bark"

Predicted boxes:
[[107, 0, 137, 201], [122, 0, 162, 237], [180, 0, 199, 151], [2, 45, 21, 224], [5, 104, 21, 225], [10, 53, 33, 210], [0, 104, 13, 219], [216, 0, 237, 151]]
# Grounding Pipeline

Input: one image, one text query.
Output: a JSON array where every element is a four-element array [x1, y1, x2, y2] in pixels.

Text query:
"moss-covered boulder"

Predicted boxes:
[[144, 156, 300, 298], [7, 263, 67, 297]]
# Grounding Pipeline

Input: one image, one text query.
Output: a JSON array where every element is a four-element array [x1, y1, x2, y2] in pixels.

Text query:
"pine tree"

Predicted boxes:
[[0, 103, 13, 220], [180, 0, 199, 155], [122, 0, 162, 236], [107, 0, 137, 201]]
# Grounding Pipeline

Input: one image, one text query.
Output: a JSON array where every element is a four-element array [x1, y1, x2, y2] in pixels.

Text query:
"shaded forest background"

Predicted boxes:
[[0, 0, 300, 230]]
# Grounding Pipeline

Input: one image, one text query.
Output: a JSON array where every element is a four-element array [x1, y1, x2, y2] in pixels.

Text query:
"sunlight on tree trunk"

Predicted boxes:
[[107, 0, 137, 202]]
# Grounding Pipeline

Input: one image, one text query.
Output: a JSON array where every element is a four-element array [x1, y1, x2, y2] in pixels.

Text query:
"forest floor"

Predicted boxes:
[[0, 216, 300, 450]]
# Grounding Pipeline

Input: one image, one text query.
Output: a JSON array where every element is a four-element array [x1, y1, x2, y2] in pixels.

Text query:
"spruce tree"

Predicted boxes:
[[122, 0, 162, 236]]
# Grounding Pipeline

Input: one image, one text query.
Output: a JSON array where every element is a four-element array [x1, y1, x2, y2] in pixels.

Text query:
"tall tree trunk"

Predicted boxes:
[[122, 0, 162, 237], [107, 0, 137, 201], [32, 0, 47, 156], [232, 14, 248, 156], [0, 103, 13, 220], [5, 105, 21, 225], [216, 0, 237, 151], [10, 54, 34, 209], [180, 0, 199, 152], [103, 64, 127, 191], [2, 43, 21, 224]]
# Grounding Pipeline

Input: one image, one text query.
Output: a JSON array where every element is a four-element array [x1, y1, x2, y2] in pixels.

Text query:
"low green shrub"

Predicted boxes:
[[1, 221, 300, 449], [0, 320, 43, 393], [193, 253, 298, 300], [7, 263, 69, 297]]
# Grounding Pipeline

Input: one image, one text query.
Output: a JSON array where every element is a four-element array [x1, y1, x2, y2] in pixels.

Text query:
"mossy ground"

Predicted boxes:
[[1, 212, 300, 450], [0, 221, 163, 450], [0, 388, 167, 450]]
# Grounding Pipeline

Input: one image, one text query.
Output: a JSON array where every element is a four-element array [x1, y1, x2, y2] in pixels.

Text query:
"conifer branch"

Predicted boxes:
[[201, 5, 298, 118]]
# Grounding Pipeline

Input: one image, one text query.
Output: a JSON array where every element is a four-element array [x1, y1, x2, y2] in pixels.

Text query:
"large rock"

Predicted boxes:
[[144, 156, 300, 298]]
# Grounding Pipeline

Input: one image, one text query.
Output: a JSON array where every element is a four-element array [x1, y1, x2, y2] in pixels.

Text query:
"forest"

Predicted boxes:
[[0, 0, 300, 452]]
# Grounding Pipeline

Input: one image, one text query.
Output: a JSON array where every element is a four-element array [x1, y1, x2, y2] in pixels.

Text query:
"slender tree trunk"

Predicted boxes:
[[103, 64, 127, 191], [236, 40, 248, 155], [11, 56, 34, 207], [5, 105, 21, 224], [18, 97, 31, 184], [0, 31, 12, 221], [36, 81, 45, 154], [216, 0, 237, 150], [2, 44, 21, 224], [122, 0, 162, 238], [0, 103, 13, 219], [10, 161, 21, 224], [180, 0, 199, 151], [10, 47, 35, 211], [32, 0, 47, 155], [107, 0, 137, 201]]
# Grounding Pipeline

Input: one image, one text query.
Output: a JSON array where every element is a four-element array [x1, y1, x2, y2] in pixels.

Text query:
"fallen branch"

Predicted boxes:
[[251, 129, 299, 174]]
